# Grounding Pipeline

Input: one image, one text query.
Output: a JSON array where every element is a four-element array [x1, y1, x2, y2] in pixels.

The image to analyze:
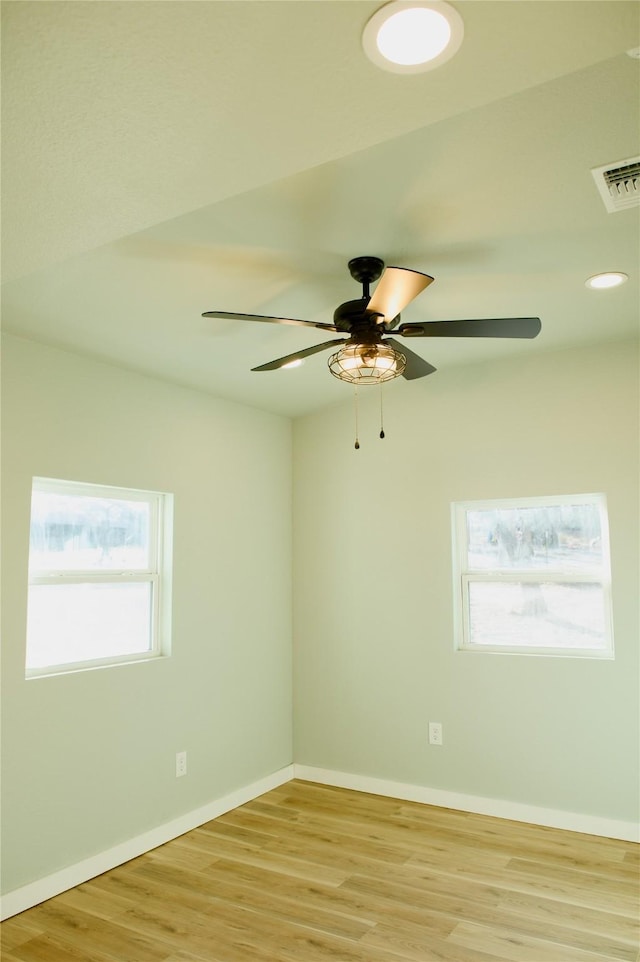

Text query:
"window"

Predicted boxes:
[[452, 494, 614, 657], [26, 478, 172, 676]]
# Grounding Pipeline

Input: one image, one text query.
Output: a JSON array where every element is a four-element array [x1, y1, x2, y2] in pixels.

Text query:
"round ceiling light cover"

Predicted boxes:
[[363, 0, 464, 74], [585, 272, 629, 290]]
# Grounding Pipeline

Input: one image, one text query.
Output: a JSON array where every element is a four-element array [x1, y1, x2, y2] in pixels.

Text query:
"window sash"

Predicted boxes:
[[26, 478, 168, 676], [29, 479, 161, 578], [452, 494, 614, 657], [459, 578, 614, 657]]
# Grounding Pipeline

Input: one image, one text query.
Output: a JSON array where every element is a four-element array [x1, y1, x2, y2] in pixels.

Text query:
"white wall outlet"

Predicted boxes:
[[175, 751, 187, 777], [428, 722, 443, 746]]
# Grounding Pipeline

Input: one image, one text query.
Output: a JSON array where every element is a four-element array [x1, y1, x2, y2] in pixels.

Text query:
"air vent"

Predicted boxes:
[[591, 157, 640, 213]]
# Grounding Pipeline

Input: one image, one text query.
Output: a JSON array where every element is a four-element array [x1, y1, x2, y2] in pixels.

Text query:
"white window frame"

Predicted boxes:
[[451, 493, 614, 659], [26, 477, 173, 678]]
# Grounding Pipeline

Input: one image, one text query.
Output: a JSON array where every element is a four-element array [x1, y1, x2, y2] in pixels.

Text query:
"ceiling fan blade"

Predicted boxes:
[[385, 338, 437, 380], [202, 310, 337, 331], [396, 317, 542, 339], [252, 339, 347, 372], [367, 267, 434, 324]]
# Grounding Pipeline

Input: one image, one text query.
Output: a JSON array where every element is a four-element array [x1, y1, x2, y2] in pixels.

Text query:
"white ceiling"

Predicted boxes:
[[2, 1, 639, 417]]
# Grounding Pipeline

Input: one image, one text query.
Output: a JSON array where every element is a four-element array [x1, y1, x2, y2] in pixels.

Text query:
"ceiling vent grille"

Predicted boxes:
[[591, 156, 640, 213]]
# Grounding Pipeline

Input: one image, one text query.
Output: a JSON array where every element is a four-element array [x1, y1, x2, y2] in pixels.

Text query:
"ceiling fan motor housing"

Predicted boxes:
[[333, 298, 385, 336]]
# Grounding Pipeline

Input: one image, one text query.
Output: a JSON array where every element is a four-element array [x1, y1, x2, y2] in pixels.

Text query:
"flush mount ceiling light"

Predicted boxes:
[[585, 272, 629, 290], [362, 0, 464, 74]]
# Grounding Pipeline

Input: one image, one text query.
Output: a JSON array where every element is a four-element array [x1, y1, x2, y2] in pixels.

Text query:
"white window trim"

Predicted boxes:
[[451, 493, 615, 659], [26, 477, 172, 678]]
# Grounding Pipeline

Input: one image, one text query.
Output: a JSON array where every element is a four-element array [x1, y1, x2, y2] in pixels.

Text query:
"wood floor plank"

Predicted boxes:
[[52, 883, 135, 925], [19, 902, 172, 961], [2, 780, 638, 962], [160, 955, 212, 962], [161, 828, 263, 860], [396, 802, 632, 854], [240, 798, 304, 821], [127, 857, 376, 941], [322, 816, 513, 866], [360, 920, 507, 962], [497, 889, 640, 945], [447, 919, 632, 962], [342, 870, 639, 960], [221, 808, 410, 865], [160, 955, 214, 962], [3, 933, 116, 962], [283, 780, 403, 813], [115, 895, 413, 962], [506, 853, 639, 884], [405, 853, 640, 916], [197, 817, 280, 847], [193, 855, 465, 933], [342, 870, 507, 914], [278, 782, 634, 881], [150, 825, 350, 887], [0, 915, 44, 951], [145, 838, 221, 872], [394, 804, 634, 864], [276, 786, 405, 825], [506, 855, 640, 894], [278, 803, 517, 869], [86, 858, 400, 960], [398, 819, 633, 871]]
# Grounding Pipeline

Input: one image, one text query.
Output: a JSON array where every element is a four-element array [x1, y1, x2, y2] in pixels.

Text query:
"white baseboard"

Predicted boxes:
[[0, 764, 294, 921], [293, 765, 640, 843], [3, 762, 636, 921]]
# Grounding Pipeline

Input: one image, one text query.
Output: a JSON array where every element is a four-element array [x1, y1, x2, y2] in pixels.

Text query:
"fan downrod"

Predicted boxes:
[[333, 257, 386, 332]]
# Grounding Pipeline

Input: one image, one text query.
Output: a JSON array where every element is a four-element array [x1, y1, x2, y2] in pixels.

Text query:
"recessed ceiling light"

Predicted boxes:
[[585, 272, 629, 290], [362, 0, 463, 74], [281, 359, 304, 369]]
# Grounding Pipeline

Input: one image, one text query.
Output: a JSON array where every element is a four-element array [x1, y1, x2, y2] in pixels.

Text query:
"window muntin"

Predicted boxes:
[[452, 495, 614, 657], [26, 478, 171, 676]]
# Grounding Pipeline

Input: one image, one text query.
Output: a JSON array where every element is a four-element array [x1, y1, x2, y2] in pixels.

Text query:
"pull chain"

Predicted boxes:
[[354, 383, 360, 449], [379, 383, 385, 439]]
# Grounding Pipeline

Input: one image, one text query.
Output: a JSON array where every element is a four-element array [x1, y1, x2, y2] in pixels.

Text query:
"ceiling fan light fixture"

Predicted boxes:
[[585, 271, 628, 290], [362, 1, 463, 74], [328, 342, 406, 384]]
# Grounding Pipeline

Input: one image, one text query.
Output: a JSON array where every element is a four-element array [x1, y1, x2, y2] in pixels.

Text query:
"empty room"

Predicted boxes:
[[1, 2, 638, 960]]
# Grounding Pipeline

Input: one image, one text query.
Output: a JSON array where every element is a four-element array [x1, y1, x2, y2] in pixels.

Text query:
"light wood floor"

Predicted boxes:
[[1, 780, 638, 962]]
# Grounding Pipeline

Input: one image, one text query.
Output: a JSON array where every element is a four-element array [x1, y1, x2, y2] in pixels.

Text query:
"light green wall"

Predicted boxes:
[[3, 334, 638, 896], [293, 339, 639, 822], [1, 335, 293, 893]]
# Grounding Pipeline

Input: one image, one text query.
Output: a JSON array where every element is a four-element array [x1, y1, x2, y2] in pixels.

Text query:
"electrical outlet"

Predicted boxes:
[[175, 751, 187, 777], [428, 722, 443, 746]]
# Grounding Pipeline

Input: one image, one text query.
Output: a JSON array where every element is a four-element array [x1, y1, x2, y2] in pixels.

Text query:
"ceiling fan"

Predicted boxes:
[[202, 255, 541, 384]]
